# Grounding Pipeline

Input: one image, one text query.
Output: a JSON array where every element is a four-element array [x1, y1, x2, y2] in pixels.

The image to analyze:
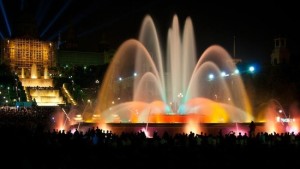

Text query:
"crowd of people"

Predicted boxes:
[[0, 107, 299, 168]]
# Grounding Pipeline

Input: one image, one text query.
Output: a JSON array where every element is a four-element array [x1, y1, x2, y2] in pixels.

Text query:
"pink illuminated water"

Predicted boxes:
[[258, 99, 300, 133]]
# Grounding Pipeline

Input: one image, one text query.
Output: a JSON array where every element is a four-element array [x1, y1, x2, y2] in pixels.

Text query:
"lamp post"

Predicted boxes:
[[87, 99, 92, 106], [7, 87, 10, 105]]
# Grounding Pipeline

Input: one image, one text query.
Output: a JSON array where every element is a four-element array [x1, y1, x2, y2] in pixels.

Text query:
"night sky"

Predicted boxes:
[[1, 0, 299, 64]]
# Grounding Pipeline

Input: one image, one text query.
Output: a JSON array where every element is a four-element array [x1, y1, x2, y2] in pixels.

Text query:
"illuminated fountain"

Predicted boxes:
[[257, 99, 299, 133], [21, 67, 25, 78], [31, 63, 38, 79], [44, 66, 49, 79], [19, 64, 65, 106], [94, 15, 253, 126]]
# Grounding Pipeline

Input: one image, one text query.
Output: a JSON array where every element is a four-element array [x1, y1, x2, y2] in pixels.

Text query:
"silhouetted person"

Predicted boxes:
[[218, 129, 223, 137], [32, 98, 37, 108], [249, 121, 256, 138]]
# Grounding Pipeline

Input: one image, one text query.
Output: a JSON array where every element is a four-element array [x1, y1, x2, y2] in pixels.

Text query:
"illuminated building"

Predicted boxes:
[[1, 38, 56, 72], [0, 38, 63, 106]]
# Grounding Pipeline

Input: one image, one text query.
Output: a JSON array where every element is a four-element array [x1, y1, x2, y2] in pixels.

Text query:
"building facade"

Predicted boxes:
[[1, 38, 56, 71]]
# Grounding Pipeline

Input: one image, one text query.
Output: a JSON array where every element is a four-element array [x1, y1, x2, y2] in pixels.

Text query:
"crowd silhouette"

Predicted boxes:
[[0, 107, 300, 168]]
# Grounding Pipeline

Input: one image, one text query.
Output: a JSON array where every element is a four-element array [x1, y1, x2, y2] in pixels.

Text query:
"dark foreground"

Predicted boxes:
[[1, 124, 300, 169], [1, 107, 299, 168]]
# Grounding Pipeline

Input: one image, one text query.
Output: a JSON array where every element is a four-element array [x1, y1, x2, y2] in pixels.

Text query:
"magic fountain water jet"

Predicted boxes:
[[95, 15, 253, 124], [31, 63, 38, 79], [258, 99, 299, 133], [19, 64, 65, 106]]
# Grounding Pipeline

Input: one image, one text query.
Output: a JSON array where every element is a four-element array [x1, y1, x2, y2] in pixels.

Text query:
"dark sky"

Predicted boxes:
[[1, 0, 299, 63]]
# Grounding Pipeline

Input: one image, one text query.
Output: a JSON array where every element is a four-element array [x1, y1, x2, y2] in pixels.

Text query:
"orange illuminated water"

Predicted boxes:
[[93, 15, 253, 125]]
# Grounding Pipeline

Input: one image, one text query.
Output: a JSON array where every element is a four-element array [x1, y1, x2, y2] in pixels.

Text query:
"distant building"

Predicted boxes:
[[271, 37, 290, 65], [56, 29, 114, 67], [56, 50, 113, 67], [1, 38, 56, 73]]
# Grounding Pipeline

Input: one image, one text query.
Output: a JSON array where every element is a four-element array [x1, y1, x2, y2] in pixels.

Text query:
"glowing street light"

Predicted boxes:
[[249, 66, 255, 73], [87, 99, 92, 106]]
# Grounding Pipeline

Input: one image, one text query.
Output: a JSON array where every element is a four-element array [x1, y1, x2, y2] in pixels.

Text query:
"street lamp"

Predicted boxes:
[[249, 66, 255, 73], [87, 99, 92, 106], [7, 87, 10, 105]]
